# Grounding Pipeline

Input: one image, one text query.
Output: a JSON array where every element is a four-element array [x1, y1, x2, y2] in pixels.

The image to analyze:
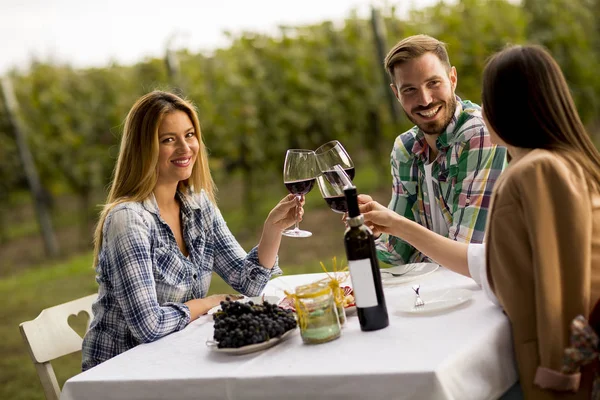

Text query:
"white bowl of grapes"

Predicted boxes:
[[206, 297, 298, 355]]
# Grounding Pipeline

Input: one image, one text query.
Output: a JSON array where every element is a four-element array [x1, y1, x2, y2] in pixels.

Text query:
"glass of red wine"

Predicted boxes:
[[315, 140, 355, 185], [283, 149, 317, 238], [315, 141, 355, 212], [316, 171, 347, 214]]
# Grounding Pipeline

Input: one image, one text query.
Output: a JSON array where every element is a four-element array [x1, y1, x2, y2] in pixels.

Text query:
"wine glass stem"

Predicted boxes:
[[294, 195, 301, 230]]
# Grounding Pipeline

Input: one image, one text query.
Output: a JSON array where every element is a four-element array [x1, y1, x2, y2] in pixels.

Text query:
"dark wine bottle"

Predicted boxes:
[[343, 186, 389, 331]]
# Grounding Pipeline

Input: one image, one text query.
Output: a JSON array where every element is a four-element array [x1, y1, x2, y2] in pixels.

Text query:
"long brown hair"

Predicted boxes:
[[92, 91, 216, 267], [482, 44, 600, 189]]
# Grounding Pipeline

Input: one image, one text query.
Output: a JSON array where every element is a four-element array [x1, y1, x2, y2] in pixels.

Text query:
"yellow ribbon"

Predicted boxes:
[[282, 257, 349, 330], [284, 284, 332, 331], [319, 257, 349, 308]]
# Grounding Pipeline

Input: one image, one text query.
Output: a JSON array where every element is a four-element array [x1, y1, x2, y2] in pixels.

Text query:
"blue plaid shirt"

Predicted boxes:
[[81, 190, 282, 371]]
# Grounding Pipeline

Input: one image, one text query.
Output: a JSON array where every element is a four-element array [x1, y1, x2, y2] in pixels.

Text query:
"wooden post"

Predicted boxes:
[[0, 77, 59, 257], [371, 7, 401, 124]]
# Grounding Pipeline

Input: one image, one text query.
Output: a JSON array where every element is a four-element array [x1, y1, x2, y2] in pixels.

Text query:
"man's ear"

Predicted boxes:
[[390, 83, 400, 102], [449, 66, 457, 91]]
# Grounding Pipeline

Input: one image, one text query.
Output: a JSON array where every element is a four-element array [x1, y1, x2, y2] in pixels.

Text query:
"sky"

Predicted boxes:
[[0, 0, 439, 74]]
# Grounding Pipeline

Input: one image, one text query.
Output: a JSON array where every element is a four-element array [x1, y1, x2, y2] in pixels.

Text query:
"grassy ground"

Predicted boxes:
[[0, 254, 99, 400], [0, 167, 391, 400]]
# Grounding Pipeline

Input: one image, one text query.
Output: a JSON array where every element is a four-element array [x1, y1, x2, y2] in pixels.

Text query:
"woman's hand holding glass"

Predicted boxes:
[[265, 194, 305, 233], [255, 193, 306, 270], [282, 149, 317, 238]]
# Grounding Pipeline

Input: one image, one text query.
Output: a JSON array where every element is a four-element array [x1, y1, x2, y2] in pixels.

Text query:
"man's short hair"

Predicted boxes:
[[384, 34, 451, 82]]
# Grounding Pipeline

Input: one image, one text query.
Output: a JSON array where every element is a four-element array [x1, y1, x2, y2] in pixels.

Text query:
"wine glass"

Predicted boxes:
[[282, 149, 317, 238], [314, 140, 355, 183], [316, 165, 352, 214]]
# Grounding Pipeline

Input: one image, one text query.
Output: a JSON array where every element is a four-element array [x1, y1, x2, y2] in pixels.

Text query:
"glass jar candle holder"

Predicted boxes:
[[327, 280, 346, 327], [294, 281, 341, 344]]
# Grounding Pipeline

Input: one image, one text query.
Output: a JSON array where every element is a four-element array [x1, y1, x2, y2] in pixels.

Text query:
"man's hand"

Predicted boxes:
[[357, 194, 373, 205], [342, 194, 383, 237], [359, 199, 399, 238], [342, 194, 374, 222]]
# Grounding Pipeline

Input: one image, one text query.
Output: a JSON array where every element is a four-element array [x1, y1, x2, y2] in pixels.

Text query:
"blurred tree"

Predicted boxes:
[[1, 76, 59, 256], [393, 0, 527, 105], [2, 0, 599, 252], [522, 0, 600, 124], [11, 64, 135, 244], [0, 97, 28, 242], [0, 138, 12, 241], [371, 7, 401, 126]]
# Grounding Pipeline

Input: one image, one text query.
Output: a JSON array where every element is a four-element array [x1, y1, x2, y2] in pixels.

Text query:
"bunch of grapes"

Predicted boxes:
[[213, 297, 297, 349]]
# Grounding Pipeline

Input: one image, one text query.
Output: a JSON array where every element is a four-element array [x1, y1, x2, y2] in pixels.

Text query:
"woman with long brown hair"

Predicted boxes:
[[81, 91, 301, 370], [482, 44, 600, 398]]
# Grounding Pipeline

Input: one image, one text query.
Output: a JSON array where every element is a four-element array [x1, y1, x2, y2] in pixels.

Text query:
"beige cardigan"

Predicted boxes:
[[486, 149, 600, 399]]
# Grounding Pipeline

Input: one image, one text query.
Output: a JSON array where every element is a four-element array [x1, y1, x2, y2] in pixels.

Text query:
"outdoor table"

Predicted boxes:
[[61, 267, 517, 400]]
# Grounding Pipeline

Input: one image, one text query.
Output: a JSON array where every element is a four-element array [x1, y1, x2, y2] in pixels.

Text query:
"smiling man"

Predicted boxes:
[[367, 34, 507, 266]]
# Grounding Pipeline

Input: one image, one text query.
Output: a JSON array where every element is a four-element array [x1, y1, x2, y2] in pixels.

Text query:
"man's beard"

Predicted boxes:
[[405, 95, 457, 135]]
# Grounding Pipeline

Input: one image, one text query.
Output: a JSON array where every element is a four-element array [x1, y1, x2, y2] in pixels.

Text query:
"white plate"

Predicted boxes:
[[207, 295, 280, 316], [396, 288, 473, 314], [206, 328, 297, 355], [344, 306, 357, 315], [380, 263, 440, 286]]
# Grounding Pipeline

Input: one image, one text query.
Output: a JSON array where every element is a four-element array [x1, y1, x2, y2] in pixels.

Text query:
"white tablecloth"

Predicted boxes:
[[61, 268, 517, 400]]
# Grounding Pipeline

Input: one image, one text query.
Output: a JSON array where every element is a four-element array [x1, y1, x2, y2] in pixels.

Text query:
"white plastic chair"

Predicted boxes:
[[19, 294, 97, 400]]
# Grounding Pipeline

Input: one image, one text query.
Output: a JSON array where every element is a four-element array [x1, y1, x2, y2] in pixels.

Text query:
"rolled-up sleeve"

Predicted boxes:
[[105, 208, 190, 343], [467, 243, 499, 306]]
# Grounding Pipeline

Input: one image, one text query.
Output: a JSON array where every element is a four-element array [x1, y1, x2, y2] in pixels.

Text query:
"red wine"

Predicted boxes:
[[343, 186, 389, 332], [323, 167, 355, 186], [284, 178, 315, 195], [324, 195, 348, 213]]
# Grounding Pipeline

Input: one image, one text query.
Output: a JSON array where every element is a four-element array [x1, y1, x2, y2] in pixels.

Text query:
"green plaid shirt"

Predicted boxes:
[[376, 98, 507, 265]]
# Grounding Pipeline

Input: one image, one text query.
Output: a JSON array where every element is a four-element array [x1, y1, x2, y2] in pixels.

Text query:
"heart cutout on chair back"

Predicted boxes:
[[68, 311, 90, 338]]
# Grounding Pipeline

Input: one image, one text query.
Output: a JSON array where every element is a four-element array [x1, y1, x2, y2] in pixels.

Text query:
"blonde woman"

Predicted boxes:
[[82, 91, 301, 370]]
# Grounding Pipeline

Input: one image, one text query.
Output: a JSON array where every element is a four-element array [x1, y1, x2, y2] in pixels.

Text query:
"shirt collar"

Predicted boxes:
[[412, 96, 463, 159], [142, 193, 160, 215], [141, 189, 202, 218]]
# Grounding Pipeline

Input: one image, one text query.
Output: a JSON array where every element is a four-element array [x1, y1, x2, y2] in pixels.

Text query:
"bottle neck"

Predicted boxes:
[[347, 215, 364, 227]]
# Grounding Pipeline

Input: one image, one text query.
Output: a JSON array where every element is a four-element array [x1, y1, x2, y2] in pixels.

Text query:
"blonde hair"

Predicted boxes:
[[92, 91, 216, 267], [384, 34, 451, 82]]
